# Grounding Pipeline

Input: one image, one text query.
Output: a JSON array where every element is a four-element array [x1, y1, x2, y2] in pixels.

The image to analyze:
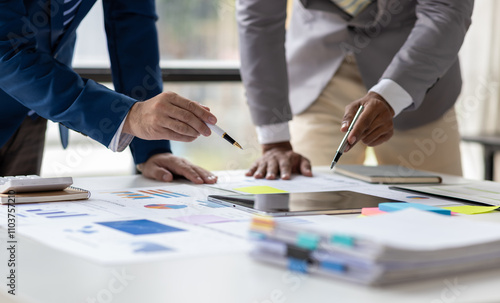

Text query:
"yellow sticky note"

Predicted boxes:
[[233, 186, 288, 194], [441, 205, 500, 215]]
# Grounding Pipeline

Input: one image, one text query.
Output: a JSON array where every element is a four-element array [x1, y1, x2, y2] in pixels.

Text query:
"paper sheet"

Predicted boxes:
[[208, 171, 363, 194], [1, 184, 256, 264], [0, 172, 467, 264], [394, 183, 500, 206]]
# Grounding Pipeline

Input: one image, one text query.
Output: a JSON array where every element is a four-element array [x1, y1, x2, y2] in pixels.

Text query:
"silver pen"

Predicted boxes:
[[330, 105, 364, 169]]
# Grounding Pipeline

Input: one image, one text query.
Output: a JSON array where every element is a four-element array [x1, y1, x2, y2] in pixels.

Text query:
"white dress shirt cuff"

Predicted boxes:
[[256, 122, 291, 144], [369, 79, 413, 117], [108, 113, 135, 152]]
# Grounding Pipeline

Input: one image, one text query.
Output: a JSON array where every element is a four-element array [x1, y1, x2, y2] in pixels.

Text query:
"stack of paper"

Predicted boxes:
[[249, 209, 500, 285]]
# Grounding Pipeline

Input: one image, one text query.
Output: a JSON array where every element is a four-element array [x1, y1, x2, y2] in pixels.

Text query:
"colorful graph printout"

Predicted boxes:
[[144, 204, 187, 210], [110, 191, 153, 200], [97, 219, 185, 235], [110, 189, 189, 200]]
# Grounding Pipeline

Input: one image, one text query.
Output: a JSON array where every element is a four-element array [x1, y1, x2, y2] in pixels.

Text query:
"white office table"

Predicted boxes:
[[1, 169, 500, 303]]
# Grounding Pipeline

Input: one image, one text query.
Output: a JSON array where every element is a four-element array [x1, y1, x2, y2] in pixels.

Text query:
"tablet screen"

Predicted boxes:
[[207, 191, 401, 216]]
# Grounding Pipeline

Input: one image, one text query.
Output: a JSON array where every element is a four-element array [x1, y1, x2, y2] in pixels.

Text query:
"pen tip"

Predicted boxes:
[[234, 142, 243, 150]]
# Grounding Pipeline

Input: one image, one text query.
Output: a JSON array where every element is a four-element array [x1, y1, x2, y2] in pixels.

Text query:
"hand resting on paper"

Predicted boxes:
[[137, 153, 217, 184], [246, 142, 312, 180]]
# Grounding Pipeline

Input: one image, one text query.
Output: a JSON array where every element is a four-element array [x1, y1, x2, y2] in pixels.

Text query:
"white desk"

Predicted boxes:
[[2, 170, 500, 303]]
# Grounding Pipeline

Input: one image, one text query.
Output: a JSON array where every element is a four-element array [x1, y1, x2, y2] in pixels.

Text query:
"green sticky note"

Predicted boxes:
[[331, 234, 354, 247], [296, 232, 320, 250], [233, 186, 288, 194], [441, 205, 500, 215]]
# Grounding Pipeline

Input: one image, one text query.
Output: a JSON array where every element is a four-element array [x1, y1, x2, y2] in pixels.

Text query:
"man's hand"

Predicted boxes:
[[137, 153, 217, 184], [246, 142, 312, 180], [123, 92, 217, 142], [341, 92, 395, 152]]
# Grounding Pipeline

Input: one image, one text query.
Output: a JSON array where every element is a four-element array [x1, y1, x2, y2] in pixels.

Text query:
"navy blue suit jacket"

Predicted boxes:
[[0, 0, 171, 164]]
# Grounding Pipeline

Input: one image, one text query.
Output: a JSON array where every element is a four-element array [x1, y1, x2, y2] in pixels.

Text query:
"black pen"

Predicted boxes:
[[330, 105, 364, 169]]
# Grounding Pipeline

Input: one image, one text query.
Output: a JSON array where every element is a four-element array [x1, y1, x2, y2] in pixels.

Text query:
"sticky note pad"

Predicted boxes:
[[320, 261, 346, 273], [296, 232, 320, 250], [379, 202, 451, 216], [361, 207, 387, 216], [441, 205, 500, 215], [233, 186, 287, 194], [288, 258, 308, 273], [331, 234, 354, 247]]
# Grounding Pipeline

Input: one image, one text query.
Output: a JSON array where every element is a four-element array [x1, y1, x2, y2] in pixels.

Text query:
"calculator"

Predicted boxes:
[[0, 175, 73, 194]]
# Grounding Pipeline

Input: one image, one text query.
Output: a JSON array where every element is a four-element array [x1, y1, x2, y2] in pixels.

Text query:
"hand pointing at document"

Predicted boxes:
[[123, 91, 217, 141]]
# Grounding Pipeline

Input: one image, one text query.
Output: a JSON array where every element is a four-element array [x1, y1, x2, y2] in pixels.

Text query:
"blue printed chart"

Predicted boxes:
[[97, 219, 185, 235], [23, 207, 90, 219]]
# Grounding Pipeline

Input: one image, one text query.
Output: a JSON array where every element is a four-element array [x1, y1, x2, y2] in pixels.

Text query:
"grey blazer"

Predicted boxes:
[[237, 0, 474, 130]]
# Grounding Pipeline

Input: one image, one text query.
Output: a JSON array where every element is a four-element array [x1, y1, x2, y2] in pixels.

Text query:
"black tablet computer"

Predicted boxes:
[[207, 191, 400, 216]]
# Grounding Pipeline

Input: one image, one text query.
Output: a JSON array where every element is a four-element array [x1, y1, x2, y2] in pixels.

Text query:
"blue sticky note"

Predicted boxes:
[[320, 261, 346, 273], [288, 257, 308, 273], [379, 202, 451, 216]]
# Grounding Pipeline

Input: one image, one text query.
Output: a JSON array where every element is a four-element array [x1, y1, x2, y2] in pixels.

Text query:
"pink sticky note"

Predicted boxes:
[[361, 207, 387, 216]]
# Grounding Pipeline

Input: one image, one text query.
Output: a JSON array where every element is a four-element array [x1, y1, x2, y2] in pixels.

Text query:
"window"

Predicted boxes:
[[41, 0, 259, 177]]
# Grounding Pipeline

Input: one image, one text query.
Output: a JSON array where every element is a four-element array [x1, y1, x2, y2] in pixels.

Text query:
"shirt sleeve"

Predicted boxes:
[[107, 113, 135, 152], [369, 79, 413, 117], [255, 122, 291, 144]]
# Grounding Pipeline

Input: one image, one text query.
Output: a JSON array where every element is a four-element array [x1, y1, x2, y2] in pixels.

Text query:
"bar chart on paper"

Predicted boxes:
[[144, 204, 187, 210], [109, 189, 190, 200], [23, 207, 90, 219]]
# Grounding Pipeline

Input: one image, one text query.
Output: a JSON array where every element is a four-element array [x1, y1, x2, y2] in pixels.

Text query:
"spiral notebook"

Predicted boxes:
[[0, 186, 90, 204]]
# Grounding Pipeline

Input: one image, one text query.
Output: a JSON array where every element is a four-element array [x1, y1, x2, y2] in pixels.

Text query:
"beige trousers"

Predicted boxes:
[[290, 57, 463, 176]]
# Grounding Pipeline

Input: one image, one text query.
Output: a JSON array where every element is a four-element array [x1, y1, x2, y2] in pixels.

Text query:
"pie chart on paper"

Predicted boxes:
[[144, 204, 187, 210]]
